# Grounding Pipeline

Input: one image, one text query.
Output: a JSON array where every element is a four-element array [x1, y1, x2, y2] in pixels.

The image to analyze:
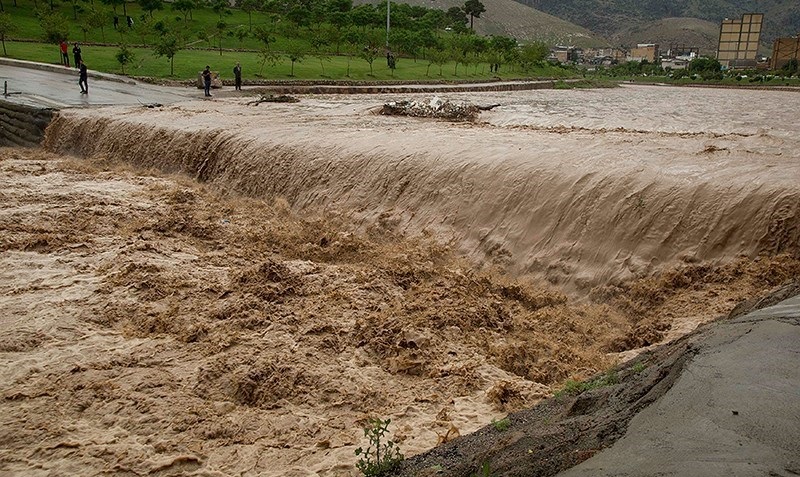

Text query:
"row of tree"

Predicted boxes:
[[21, 0, 555, 78]]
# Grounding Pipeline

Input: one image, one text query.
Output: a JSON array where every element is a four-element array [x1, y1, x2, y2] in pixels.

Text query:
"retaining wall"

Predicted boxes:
[[0, 100, 57, 148]]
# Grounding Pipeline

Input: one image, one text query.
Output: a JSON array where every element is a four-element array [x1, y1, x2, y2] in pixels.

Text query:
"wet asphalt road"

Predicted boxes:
[[0, 62, 195, 108]]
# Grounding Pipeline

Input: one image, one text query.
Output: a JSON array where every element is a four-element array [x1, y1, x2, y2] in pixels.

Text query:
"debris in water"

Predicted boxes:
[[246, 95, 300, 106], [379, 96, 480, 122]]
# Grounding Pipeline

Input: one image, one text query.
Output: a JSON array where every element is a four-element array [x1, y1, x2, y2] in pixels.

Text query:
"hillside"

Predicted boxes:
[[355, 0, 610, 47], [516, 0, 800, 46], [613, 17, 721, 54]]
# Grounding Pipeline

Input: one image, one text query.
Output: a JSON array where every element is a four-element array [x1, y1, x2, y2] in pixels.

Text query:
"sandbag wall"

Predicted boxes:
[[0, 100, 56, 147]]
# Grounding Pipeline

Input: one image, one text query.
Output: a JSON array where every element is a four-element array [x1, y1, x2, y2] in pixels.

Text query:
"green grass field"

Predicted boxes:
[[1, 0, 580, 81], [3, 40, 575, 81]]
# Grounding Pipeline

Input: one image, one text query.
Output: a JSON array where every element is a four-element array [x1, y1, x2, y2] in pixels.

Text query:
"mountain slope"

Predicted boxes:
[[516, 0, 800, 45], [355, 0, 610, 47], [613, 17, 721, 54]]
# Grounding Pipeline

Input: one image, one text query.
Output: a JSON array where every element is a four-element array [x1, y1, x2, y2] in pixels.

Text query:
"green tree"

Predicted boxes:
[[172, 0, 194, 22], [139, 0, 162, 18], [235, 0, 259, 32], [257, 46, 279, 75], [285, 40, 305, 76], [67, 0, 84, 20], [781, 58, 798, 76], [427, 47, 448, 76], [153, 32, 180, 76], [0, 12, 17, 56], [86, 7, 108, 41], [445, 6, 467, 32], [115, 43, 134, 73], [214, 20, 226, 55], [100, 0, 124, 15], [253, 25, 275, 51], [38, 10, 69, 44], [311, 31, 331, 76], [517, 42, 548, 71], [463, 0, 484, 30]]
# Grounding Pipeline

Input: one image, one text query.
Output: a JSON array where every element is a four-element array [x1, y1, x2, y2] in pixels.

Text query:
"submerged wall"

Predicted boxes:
[[0, 100, 56, 148], [41, 98, 800, 291]]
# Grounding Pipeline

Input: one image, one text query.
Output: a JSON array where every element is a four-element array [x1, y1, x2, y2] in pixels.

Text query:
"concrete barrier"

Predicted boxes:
[[0, 100, 57, 147]]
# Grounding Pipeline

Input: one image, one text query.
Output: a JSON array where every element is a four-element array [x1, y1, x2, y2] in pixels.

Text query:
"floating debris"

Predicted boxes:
[[379, 96, 480, 122], [246, 94, 300, 106]]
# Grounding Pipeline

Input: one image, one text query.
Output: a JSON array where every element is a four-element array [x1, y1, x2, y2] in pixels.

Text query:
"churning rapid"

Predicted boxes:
[[1, 84, 798, 477], [43, 86, 800, 291]]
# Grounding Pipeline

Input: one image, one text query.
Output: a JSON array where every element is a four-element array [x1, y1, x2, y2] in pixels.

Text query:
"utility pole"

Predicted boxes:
[[386, 0, 390, 48]]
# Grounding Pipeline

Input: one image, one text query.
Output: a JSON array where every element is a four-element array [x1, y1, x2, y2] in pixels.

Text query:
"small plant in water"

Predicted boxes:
[[471, 460, 495, 477], [355, 418, 403, 477], [492, 417, 511, 432], [554, 369, 619, 398]]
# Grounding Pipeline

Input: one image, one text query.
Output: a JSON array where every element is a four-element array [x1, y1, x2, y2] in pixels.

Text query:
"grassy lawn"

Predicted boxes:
[[4, 40, 575, 81], [623, 75, 800, 87], [2, 0, 580, 81]]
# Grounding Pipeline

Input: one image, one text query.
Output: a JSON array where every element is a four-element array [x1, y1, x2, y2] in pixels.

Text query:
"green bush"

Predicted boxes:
[[355, 418, 403, 477]]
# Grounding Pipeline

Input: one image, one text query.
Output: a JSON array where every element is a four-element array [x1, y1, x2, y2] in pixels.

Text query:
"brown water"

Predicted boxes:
[[44, 85, 800, 290], [1, 85, 798, 476]]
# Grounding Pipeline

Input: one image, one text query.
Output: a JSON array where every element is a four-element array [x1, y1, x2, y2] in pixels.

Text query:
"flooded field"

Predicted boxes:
[[1, 85, 799, 476]]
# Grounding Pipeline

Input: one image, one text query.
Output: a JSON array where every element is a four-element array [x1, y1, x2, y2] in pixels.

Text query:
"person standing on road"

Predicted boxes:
[[202, 65, 212, 97], [72, 43, 82, 69], [78, 60, 88, 94], [59, 40, 70, 67], [233, 62, 242, 91]]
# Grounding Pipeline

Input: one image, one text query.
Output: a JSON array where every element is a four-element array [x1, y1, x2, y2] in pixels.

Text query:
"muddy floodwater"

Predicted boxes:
[[1, 85, 799, 476]]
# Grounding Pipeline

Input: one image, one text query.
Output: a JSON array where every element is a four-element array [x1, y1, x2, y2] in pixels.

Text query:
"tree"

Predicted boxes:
[[0, 12, 17, 56], [100, 0, 124, 15], [463, 0, 484, 30], [253, 25, 275, 51], [171, 0, 194, 22], [153, 33, 180, 76], [115, 43, 134, 73], [139, 0, 162, 18], [350, 4, 379, 31], [285, 40, 305, 76], [257, 46, 279, 75], [214, 20, 226, 55], [517, 42, 548, 72], [781, 58, 798, 76], [86, 7, 108, 41], [311, 31, 331, 76], [357, 29, 382, 76], [427, 47, 448, 76], [38, 10, 69, 44], [67, 0, 84, 20], [235, 0, 259, 32], [445, 6, 467, 31]]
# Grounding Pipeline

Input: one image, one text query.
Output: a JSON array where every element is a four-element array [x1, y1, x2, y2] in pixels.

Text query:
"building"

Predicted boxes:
[[628, 44, 659, 63], [771, 35, 800, 70], [549, 46, 580, 63], [662, 58, 689, 70], [717, 13, 763, 69]]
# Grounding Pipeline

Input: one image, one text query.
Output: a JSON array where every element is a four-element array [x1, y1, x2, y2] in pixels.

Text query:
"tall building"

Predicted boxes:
[[771, 35, 800, 70], [717, 13, 763, 69]]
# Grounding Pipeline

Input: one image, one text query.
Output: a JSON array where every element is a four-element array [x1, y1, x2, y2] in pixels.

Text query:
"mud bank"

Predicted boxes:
[[43, 86, 800, 291]]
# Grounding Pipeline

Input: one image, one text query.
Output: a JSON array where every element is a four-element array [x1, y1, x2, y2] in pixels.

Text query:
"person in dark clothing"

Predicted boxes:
[[72, 43, 82, 69], [60, 40, 70, 67], [202, 65, 212, 97], [113, 15, 119, 30], [233, 62, 242, 91], [127, 16, 134, 28], [78, 61, 88, 94]]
